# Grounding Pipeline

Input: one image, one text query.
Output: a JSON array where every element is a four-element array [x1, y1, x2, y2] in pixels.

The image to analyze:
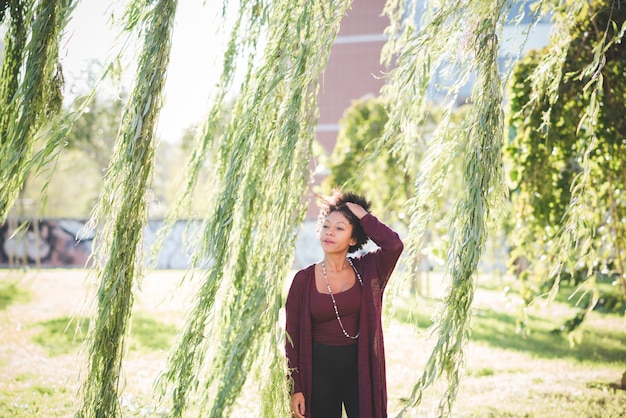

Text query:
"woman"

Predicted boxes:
[[285, 190, 404, 418]]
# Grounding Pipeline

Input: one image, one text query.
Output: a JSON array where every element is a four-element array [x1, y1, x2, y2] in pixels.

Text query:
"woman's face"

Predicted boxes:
[[320, 210, 356, 254]]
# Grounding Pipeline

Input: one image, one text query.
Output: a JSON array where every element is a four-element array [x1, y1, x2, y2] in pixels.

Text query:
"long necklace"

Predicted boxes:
[[321, 258, 363, 340]]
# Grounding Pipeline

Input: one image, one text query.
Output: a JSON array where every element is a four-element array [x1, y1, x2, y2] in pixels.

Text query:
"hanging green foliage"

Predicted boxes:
[[505, 0, 626, 330], [381, 0, 509, 415], [0, 3, 124, 220], [154, 1, 352, 416], [0, 0, 75, 221], [380, 0, 478, 266], [148, 0, 269, 264], [380, 0, 621, 415], [0, 0, 29, 130], [76, 1, 178, 417]]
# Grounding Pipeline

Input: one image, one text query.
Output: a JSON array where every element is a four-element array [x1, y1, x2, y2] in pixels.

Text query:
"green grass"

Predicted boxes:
[[129, 311, 178, 352], [389, 277, 625, 417], [467, 388, 626, 418], [31, 317, 90, 356], [4, 309, 177, 418], [525, 271, 624, 315], [391, 300, 434, 329], [30, 312, 178, 356], [0, 282, 31, 310], [14, 373, 35, 382], [0, 385, 74, 418], [468, 367, 495, 377]]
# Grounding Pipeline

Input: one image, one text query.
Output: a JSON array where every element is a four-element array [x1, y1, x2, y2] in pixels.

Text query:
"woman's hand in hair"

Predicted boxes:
[[345, 202, 368, 219]]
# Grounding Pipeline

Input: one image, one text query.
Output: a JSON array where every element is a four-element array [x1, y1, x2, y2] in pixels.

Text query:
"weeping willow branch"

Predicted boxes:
[[201, 4, 351, 415], [525, 0, 586, 131], [381, 0, 477, 268], [76, 1, 178, 417], [154, 1, 350, 417], [1, 1, 147, 222], [383, 1, 508, 416], [0, 0, 29, 130], [0, 0, 75, 221], [152, 1, 278, 412], [149, 0, 268, 265]]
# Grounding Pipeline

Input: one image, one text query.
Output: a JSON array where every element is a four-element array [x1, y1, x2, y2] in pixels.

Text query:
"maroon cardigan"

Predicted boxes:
[[285, 213, 404, 418]]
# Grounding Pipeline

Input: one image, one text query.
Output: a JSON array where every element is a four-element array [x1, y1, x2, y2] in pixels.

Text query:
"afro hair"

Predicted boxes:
[[316, 188, 372, 253]]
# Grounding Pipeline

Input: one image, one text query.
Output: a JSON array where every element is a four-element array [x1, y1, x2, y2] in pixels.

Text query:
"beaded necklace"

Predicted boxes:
[[321, 258, 363, 339]]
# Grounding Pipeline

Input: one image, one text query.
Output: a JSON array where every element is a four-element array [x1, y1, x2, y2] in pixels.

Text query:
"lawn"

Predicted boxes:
[[0, 269, 624, 417]]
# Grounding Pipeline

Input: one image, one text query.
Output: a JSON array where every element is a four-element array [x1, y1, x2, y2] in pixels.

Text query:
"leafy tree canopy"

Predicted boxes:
[[505, 0, 626, 314], [321, 96, 473, 273], [321, 96, 412, 225]]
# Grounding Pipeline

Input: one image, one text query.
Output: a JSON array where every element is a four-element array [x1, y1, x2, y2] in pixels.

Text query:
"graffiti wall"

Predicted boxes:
[[0, 219, 326, 270], [0, 219, 203, 269], [0, 219, 93, 268]]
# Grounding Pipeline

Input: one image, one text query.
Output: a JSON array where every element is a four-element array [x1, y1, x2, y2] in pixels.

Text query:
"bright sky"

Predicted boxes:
[[62, 1, 230, 142]]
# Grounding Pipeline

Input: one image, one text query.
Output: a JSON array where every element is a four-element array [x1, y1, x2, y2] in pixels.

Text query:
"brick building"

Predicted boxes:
[[307, 0, 389, 218], [307, 0, 551, 219]]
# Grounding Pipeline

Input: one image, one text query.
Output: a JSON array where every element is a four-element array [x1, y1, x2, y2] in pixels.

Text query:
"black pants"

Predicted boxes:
[[311, 341, 359, 418]]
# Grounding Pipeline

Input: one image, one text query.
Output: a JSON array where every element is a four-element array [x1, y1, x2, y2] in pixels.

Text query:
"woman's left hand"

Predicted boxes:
[[346, 202, 368, 219]]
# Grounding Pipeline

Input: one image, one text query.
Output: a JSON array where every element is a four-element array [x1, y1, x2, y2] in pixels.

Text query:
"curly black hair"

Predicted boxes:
[[316, 188, 372, 253]]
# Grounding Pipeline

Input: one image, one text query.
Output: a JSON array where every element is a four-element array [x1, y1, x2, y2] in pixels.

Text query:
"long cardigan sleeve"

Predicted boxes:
[[285, 213, 403, 418]]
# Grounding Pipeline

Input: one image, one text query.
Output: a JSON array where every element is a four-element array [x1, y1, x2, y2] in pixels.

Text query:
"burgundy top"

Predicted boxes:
[[285, 213, 404, 418], [310, 279, 361, 345]]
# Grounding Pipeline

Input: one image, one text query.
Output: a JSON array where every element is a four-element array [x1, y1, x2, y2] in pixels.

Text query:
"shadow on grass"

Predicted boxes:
[[393, 296, 625, 365], [470, 309, 625, 364]]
